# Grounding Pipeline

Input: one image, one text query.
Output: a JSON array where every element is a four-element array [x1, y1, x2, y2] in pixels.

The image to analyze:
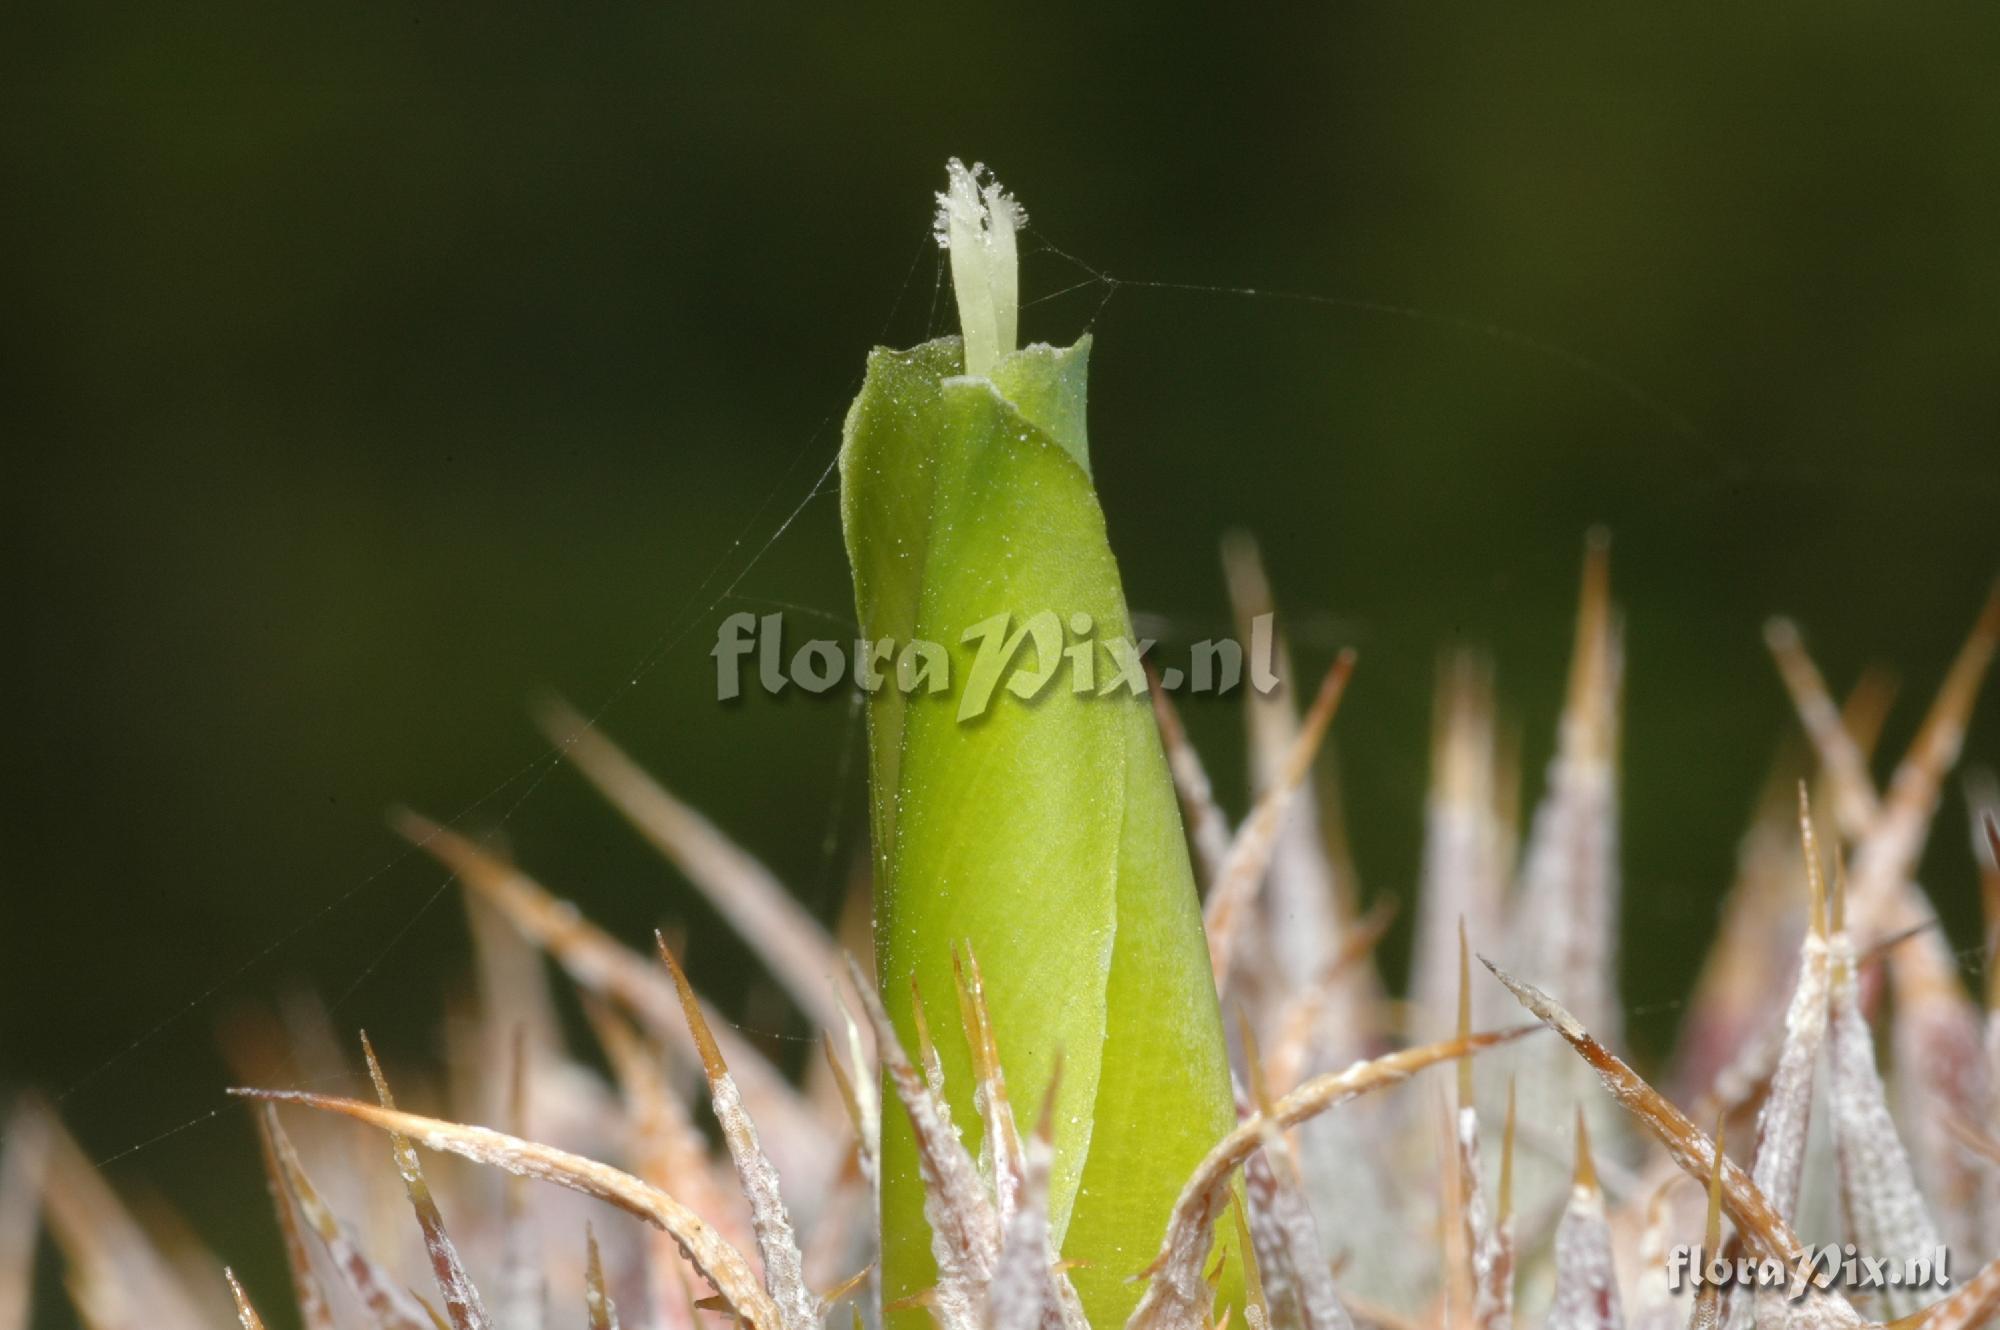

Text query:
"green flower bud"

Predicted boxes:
[[840, 161, 1241, 1329]]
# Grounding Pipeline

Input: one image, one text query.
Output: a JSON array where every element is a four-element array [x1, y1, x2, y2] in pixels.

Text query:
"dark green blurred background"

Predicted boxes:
[[5, 5, 1998, 1325]]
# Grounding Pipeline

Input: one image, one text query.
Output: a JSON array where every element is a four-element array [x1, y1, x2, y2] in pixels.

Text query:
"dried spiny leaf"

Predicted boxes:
[[1842, 581, 1998, 939], [1204, 651, 1357, 992], [394, 810, 832, 1189], [1511, 531, 1623, 1047], [233, 1088, 789, 1330], [1888, 1252, 2000, 1330], [1625, 1174, 1680, 1330], [954, 943, 1025, 1223], [1492, 1081, 1518, 1330], [1412, 652, 1507, 1042], [1436, 1094, 1473, 1330], [407, 1293, 453, 1330], [658, 938, 817, 1330], [539, 699, 847, 1035], [1222, 531, 1361, 1001], [1971, 798, 2000, 1001], [1126, 1029, 1527, 1330], [1235, 1020, 1343, 1330], [1546, 1110, 1621, 1330], [1263, 900, 1397, 1098], [0, 1105, 50, 1330], [498, 1028, 548, 1330], [25, 1097, 211, 1330], [248, 1105, 336, 1330], [225, 1267, 268, 1330], [1449, 927, 1506, 1330], [1673, 742, 1818, 1110], [848, 958, 998, 1330], [585, 1224, 622, 1330], [584, 991, 749, 1299], [362, 1034, 494, 1330], [911, 979, 948, 1102], [1239, 1114, 1351, 1330], [822, 982, 882, 1189], [1827, 928, 1942, 1319], [1763, 619, 1884, 842], [1745, 792, 1832, 1224], [1686, 1115, 1725, 1330], [801, 1156, 874, 1306], [462, 885, 565, 1123], [823, 1035, 867, 1151], [260, 1102, 438, 1330], [985, 1071, 1087, 1330], [1480, 959, 1810, 1267], [1767, 595, 1999, 1251]]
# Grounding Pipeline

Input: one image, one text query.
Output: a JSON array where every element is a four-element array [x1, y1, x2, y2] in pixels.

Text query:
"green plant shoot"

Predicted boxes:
[[840, 161, 1241, 1328]]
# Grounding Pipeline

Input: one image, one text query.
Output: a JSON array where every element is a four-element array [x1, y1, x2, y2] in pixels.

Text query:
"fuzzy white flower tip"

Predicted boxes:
[[934, 158, 1025, 379]]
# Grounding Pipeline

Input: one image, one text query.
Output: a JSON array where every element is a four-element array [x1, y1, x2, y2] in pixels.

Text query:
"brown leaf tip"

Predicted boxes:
[[656, 931, 729, 1082], [1572, 1106, 1598, 1193]]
